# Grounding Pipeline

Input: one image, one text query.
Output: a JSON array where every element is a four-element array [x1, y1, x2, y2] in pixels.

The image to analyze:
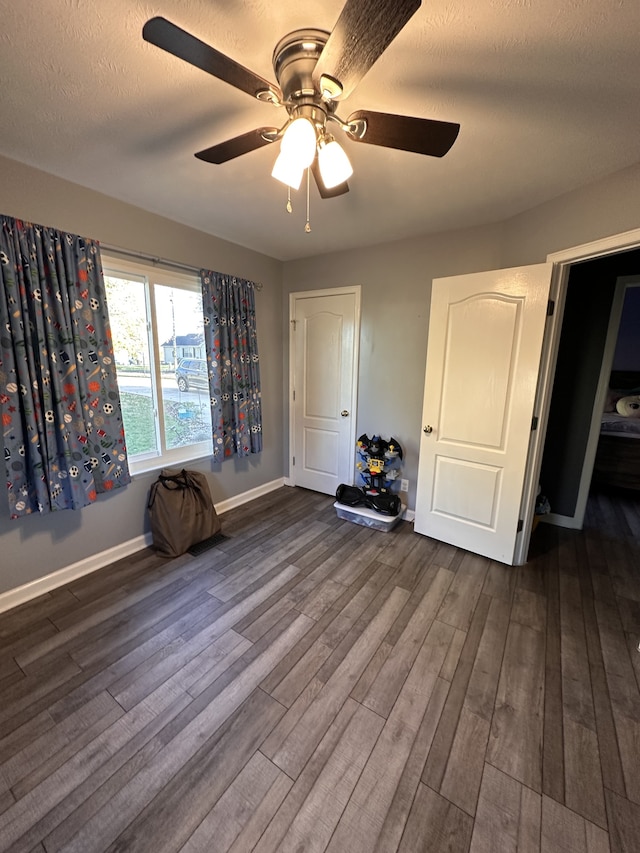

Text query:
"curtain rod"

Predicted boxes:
[[99, 242, 263, 290]]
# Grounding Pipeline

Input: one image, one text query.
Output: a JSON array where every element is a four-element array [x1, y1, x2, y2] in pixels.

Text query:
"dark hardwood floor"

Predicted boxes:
[[0, 486, 639, 852]]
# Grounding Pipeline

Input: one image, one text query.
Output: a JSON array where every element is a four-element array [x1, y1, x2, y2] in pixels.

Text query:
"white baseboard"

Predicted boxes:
[[0, 477, 287, 615], [214, 477, 286, 514], [0, 533, 153, 615]]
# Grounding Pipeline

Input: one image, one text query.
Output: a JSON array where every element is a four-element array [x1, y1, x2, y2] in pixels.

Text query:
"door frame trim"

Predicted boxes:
[[513, 226, 640, 563], [288, 285, 362, 490]]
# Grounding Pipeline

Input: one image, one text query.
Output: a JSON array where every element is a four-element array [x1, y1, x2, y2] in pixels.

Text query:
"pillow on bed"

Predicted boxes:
[[616, 395, 640, 417]]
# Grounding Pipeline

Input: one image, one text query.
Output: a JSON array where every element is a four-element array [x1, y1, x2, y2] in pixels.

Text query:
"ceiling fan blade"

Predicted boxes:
[[195, 128, 278, 164], [313, 0, 421, 101], [311, 160, 350, 198], [143, 17, 282, 102], [346, 110, 460, 157]]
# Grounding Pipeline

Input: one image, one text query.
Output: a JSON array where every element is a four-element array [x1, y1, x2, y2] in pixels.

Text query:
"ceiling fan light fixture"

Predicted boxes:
[[319, 74, 343, 100], [143, 7, 460, 213], [318, 138, 353, 189], [271, 150, 305, 190], [280, 117, 317, 168]]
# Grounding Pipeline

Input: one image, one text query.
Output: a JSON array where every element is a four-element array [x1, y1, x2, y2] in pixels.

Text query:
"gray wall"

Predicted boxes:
[[282, 224, 505, 509], [282, 161, 640, 512], [2, 151, 640, 597], [0, 155, 284, 595], [500, 161, 640, 267]]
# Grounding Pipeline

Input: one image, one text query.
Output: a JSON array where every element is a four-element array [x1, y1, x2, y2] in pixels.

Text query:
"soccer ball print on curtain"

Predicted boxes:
[[200, 270, 262, 462], [0, 216, 130, 519]]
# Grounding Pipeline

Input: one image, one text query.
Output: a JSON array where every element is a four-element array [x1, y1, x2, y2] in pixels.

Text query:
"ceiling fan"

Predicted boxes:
[[142, 0, 459, 200]]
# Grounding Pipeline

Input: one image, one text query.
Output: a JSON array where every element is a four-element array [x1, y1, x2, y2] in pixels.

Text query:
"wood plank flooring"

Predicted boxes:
[[0, 485, 639, 852]]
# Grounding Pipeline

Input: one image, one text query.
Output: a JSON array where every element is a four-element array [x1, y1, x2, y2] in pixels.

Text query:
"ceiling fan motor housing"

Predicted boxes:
[[273, 29, 330, 105], [142, 4, 460, 173]]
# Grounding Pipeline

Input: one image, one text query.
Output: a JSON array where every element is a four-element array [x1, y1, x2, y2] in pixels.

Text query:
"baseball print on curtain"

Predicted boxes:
[[0, 215, 130, 519], [200, 270, 262, 462]]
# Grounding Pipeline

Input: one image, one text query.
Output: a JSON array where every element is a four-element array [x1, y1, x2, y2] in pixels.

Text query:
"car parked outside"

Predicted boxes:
[[175, 358, 209, 392]]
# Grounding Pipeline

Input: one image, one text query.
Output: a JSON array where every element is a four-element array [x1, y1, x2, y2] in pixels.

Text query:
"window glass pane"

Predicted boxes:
[[103, 257, 213, 471], [104, 274, 158, 457], [154, 284, 212, 452]]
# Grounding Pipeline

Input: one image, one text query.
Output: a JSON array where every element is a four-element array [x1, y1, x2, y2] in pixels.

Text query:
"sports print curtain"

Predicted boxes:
[[200, 270, 262, 461], [0, 215, 130, 519]]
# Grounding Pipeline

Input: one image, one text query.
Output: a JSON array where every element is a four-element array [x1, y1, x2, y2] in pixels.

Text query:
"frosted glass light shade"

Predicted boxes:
[[271, 151, 304, 189], [280, 117, 317, 168], [318, 139, 353, 188]]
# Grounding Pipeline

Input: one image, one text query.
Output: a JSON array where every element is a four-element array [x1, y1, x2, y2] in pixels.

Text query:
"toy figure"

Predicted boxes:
[[356, 433, 403, 496]]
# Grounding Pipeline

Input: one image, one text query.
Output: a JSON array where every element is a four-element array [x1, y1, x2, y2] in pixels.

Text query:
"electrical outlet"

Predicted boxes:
[[400, 478, 409, 493]]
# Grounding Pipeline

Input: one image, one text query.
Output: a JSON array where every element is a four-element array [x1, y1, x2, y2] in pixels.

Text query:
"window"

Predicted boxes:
[[103, 254, 212, 473]]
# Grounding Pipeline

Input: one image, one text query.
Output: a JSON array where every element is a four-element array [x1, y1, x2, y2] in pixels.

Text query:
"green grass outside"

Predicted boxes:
[[119, 391, 211, 456]]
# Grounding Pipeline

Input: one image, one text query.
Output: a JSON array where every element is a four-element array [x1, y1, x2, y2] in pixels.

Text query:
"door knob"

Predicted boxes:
[[423, 425, 433, 434], [341, 410, 349, 417]]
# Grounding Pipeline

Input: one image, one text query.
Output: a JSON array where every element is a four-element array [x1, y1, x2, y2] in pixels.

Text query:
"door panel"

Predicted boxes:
[[432, 457, 501, 527], [415, 264, 553, 564], [440, 295, 520, 448], [303, 427, 339, 475], [304, 312, 342, 418], [291, 289, 360, 495]]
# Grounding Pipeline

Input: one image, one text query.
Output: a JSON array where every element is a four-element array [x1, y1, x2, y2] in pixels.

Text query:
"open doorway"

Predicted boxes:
[[589, 281, 640, 495], [538, 249, 640, 529]]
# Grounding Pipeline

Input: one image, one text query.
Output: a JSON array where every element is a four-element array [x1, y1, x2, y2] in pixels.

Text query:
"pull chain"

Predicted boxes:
[[304, 168, 311, 233], [286, 185, 292, 214]]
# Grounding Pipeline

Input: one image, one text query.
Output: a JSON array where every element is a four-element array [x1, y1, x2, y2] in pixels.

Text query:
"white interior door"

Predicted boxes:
[[290, 287, 360, 495], [415, 264, 553, 565]]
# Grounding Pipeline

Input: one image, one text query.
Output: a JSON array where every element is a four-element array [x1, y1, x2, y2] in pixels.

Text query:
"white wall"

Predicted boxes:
[[0, 155, 284, 595]]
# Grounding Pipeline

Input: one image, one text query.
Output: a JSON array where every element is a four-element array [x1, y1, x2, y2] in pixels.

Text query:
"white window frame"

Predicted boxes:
[[102, 253, 213, 475]]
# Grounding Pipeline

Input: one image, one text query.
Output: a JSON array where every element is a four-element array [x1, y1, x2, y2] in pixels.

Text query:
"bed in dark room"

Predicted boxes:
[[592, 370, 640, 491]]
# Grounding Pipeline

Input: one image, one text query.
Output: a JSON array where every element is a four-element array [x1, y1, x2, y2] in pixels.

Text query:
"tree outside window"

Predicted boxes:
[[103, 257, 212, 470]]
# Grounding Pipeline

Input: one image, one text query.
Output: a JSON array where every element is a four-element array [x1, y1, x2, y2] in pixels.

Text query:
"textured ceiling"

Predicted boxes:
[[1, 0, 639, 261]]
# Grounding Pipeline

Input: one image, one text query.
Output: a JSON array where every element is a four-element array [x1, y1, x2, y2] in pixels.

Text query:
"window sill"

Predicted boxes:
[[129, 442, 214, 479]]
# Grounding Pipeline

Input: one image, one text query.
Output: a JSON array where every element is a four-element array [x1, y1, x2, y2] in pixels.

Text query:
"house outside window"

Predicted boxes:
[[160, 333, 205, 364], [102, 254, 213, 473]]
